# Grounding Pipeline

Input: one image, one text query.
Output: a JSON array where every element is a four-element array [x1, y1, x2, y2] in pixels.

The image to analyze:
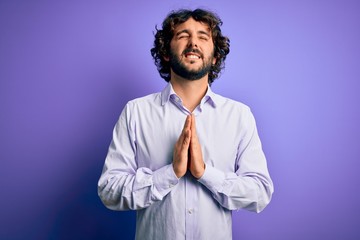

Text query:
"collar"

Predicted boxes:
[[161, 83, 217, 108]]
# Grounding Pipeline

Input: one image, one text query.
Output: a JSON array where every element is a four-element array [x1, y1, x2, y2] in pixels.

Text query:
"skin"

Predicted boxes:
[[167, 18, 217, 179]]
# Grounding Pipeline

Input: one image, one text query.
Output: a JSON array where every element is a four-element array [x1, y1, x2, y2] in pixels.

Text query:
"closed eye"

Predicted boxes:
[[176, 30, 190, 40], [178, 34, 189, 39]]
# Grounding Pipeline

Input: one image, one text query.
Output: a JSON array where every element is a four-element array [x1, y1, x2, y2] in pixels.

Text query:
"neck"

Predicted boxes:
[[170, 71, 208, 112]]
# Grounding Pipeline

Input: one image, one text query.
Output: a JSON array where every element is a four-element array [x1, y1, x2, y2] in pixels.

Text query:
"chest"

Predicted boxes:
[[133, 110, 241, 172]]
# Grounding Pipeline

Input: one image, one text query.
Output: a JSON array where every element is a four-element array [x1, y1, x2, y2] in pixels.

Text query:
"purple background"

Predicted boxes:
[[1, 0, 359, 239]]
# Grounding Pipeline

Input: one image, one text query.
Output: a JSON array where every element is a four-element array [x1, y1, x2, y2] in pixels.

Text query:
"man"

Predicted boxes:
[[98, 8, 273, 240]]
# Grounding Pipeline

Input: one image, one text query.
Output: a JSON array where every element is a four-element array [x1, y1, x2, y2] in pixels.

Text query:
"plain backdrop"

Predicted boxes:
[[1, 0, 360, 239]]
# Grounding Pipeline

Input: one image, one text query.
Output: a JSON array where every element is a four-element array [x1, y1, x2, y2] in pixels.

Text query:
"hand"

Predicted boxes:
[[173, 115, 192, 178], [189, 114, 205, 179]]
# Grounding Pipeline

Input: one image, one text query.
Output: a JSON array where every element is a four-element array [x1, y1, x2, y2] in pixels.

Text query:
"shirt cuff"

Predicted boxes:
[[152, 164, 179, 197], [198, 164, 226, 194]]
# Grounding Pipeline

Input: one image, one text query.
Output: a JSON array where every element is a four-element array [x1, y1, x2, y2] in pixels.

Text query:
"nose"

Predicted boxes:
[[187, 35, 198, 48]]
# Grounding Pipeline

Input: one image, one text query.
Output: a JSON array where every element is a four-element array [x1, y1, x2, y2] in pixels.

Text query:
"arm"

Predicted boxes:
[[97, 103, 179, 211], [198, 109, 274, 212]]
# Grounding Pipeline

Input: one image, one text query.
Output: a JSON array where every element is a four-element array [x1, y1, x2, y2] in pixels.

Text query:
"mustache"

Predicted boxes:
[[182, 48, 203, 58]]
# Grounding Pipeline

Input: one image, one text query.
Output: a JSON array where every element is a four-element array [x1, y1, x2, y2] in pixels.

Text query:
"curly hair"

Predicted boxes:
[[150, 8, 230, 85]]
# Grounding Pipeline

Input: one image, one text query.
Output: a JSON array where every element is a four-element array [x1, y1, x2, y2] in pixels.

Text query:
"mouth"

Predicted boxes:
[[183, 49, 202, 60], [185, 53, 201, 60]]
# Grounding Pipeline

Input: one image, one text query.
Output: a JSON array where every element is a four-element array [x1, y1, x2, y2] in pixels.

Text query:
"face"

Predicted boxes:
[[167, 17, 216, 81]]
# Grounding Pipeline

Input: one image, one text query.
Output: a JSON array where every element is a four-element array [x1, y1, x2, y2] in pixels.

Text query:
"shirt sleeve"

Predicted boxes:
[[97, 103, 179, 211], [198, 108, 274, 213]]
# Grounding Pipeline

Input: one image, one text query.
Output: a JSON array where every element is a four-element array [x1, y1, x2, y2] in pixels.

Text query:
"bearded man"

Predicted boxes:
[[98, 8, 274, 240]]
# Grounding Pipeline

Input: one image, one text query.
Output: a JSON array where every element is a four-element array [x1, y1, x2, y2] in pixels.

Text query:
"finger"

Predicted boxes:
[[183, 115, 191, 132], [182, 129, 191, 148], [191, 114, 197, 138], [181, 116, 191, 141], [178, 115, 191, 144]]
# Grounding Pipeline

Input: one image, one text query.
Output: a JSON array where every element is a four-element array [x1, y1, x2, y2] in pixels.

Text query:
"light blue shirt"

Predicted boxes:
[[98, 83, 274, 240]]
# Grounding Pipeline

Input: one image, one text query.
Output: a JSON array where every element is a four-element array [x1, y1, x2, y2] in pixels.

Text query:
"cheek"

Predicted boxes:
[[169, 44, 178, 55], [207, 44, 215, 57], [206, 43, 215, 53], [174, 43, 186, 53]]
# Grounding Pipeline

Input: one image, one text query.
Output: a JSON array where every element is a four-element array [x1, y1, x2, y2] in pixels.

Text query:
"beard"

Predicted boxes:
[[169, 48, 214, 81]]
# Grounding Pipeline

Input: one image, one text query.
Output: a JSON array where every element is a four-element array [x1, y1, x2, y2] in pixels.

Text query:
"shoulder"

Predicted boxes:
[[126, 91, 162, 109], [117, 91, 161, 124], [213, 92, 251, 113], [212, 92, 257, 128]]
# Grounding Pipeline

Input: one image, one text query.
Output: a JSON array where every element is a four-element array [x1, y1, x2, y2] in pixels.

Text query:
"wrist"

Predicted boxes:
[[173, 163, 186, 178], [192, 163, 205, 179]]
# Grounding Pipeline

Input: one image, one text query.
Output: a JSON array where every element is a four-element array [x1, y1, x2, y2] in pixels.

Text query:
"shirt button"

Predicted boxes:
[[188, 209, 193, 214]]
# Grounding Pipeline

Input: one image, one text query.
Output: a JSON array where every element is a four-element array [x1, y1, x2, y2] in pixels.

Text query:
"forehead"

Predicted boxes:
[[173, 17, 211, 34]]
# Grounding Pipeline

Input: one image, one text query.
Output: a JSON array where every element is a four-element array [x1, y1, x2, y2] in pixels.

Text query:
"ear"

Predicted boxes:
[[212, 57, 217, 65], [163, 55, 170, 62]]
